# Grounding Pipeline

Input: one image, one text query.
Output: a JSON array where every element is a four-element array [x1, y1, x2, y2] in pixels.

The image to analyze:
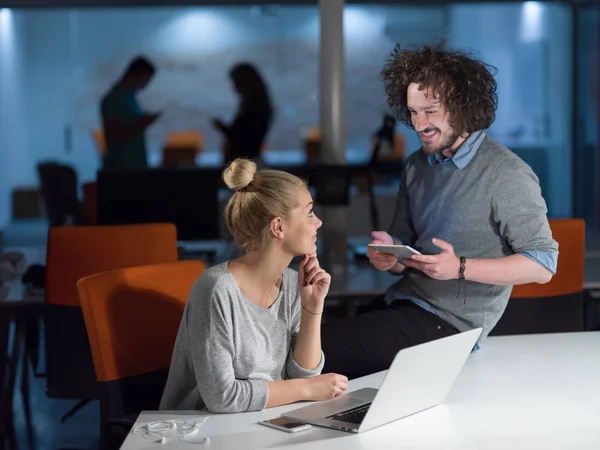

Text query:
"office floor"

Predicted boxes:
[[3, 217, 600, 450]]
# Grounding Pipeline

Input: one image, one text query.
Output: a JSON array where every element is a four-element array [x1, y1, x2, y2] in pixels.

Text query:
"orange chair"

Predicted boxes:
[[376, 134, 405, 161], [303, 127, 321, 162], [44, 223, 178, 422], [161, 131, 204, 167], [92, 129, 107, 156], [82, 181, 98, 225], [491, 219, 585, 335], [77, 261, 205, 450]]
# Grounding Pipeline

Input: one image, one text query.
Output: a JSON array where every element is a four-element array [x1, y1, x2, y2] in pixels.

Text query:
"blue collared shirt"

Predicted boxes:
[[427, 129, 487, 169]]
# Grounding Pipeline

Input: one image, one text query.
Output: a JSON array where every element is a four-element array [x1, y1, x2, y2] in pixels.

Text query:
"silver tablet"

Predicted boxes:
[[368, 244, 421, 260]]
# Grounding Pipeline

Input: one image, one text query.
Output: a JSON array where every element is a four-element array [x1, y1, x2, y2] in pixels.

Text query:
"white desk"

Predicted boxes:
[[122, 332, 600, 450]]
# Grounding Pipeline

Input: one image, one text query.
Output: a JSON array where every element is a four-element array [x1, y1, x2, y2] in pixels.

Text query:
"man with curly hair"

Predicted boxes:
[[322, 44, 558, 379]]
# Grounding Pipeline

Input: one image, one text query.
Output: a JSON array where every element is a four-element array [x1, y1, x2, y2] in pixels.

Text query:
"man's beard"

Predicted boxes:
[[420, 128, 461, 156]]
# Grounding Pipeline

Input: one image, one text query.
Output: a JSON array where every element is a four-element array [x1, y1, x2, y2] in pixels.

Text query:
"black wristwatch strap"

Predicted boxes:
[[459, 256, 466, 280]]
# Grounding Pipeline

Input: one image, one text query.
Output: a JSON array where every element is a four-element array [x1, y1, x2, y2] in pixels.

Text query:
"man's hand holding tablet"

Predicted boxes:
[[366, 231, 416, 274]]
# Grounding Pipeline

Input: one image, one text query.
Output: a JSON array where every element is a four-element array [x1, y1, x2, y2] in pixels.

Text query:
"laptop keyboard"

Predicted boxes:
[[326, 403, 372, 424]]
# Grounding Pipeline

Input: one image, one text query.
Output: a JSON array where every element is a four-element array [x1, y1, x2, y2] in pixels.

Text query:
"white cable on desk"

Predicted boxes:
[[133, 417, 210, 444]]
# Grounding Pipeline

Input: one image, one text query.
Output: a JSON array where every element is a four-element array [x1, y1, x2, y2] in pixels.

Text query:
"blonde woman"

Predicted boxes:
[[160, 159, 348, 413]]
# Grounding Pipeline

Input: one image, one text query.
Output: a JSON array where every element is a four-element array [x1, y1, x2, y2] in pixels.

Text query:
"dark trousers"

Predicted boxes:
[[321, 297, 458, 380]]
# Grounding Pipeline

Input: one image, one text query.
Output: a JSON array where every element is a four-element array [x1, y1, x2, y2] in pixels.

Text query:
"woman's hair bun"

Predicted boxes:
[[223, 158, 257, 191]]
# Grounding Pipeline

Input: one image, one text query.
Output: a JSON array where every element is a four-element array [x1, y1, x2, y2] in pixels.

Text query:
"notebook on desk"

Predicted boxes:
[[283, 328, 482, 433]]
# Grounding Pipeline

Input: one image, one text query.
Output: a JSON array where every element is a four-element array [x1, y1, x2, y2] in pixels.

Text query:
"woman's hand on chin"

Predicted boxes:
[[298, 254, 331, 314]]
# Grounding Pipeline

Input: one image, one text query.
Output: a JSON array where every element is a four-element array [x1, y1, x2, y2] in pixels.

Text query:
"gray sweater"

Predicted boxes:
[[159, 263, 324, 413], [389, 136, 558, 341]]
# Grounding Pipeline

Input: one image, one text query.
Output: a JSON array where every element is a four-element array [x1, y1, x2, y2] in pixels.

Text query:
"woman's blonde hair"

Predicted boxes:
[[223, 159, 307, 251]]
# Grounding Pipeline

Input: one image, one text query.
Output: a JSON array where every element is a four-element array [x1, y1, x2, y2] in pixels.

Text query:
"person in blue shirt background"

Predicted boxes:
[[101, 56, 160, 170]]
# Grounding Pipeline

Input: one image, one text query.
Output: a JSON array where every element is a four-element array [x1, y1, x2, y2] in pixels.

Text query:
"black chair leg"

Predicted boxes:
[[1, 317, 22, 450], [61, 399, 91, 424], [20, 337, 34, 450]]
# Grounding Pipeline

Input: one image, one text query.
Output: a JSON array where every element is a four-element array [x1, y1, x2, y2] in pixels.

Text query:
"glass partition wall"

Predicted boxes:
[[0, 2, 592, 226]]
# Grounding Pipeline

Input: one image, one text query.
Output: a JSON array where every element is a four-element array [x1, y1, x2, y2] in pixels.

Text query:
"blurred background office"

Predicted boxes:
[[0, 2, 597, 225]]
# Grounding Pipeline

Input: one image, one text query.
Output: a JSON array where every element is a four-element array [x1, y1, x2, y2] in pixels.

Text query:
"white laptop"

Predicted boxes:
[[283, 328, 482, 433]]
